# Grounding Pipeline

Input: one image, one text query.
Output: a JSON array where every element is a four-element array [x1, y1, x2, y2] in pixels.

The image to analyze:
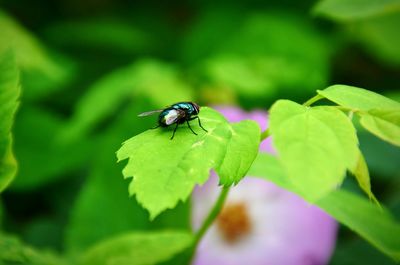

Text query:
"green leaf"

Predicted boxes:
[[0, 9, 73, 100], [0, 51, 20, 193], [11, 106, 90, 190], [201, 54, 327, 100], [359, 109, 400, 147], [318, 85, 400, 111], [247, 152, 296, 191], [269, 100, 358, 201], [317, 191, 400, 262], [65, 104, 153, 252], [0, 233, 68, 265], [314, 0, 400, 66], [350, 150, 380, 204], [319, 87, 400, 146], [313, 0, 400, 21], [358, 131, 400, 178], [44, 17, 153, 54], [62, 60, 193, 141], [188, 11, 331, 100], [81, 231, 193, 265], [251, 153, 400, 261], [353, 13, 400, 66], [117, 107, 260, 219]]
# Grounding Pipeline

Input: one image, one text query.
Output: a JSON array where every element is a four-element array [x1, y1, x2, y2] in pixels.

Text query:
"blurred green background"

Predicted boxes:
[[0, 0, 399, 264]]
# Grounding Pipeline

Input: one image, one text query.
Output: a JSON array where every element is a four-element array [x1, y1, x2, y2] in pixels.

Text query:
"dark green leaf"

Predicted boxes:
[[352, 13, 400, 66], [0, 9, 73, 100], [62, 60, 193, 141], [318, 85, 400, 111], [44, 18, 152, 54], [81, 231, 193, 265], [314, 1, 400, 66], [0, 50, 20, 193], [0, 233, 68, 265], [358, 131, 400, 178], [269, 100, 358, 201], [117, 107, 260, 219], [184, 11, 330, 100], [313, 0, 400, 21], [11, 107, 90, 190]]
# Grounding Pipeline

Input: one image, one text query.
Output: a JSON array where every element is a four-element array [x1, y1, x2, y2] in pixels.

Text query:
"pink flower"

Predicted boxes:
[[191, 106, 338, 265]]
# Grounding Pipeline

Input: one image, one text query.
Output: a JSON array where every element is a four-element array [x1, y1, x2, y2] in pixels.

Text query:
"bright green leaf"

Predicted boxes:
[[117, 107, 260, 219], [350, 150, 380, 204], [269, 100, 358, 201], [313, 0, 400, 21], [62, 60, 193, 141], [0, 51, 20, 193], [359, 109, 400, 146], [247, 152, 297, 191], [318, 85, 400, 111], [251, 153, 400, 261], [0, 233, 68, 265], [81, 231, 192, 265]]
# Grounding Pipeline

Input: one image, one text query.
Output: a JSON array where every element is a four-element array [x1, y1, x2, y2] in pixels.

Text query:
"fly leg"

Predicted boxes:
[[170, 123, 179, 140], [189, 116, 208, 133], [151, 124, 161, 130], [186, 120, 198, 136]]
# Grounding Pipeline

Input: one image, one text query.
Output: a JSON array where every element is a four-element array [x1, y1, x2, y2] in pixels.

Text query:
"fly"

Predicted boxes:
[[139, 102, 208, 140]]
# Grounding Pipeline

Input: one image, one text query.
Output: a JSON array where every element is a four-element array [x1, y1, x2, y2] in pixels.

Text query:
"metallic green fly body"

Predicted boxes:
[[139, 102, 208, 140]]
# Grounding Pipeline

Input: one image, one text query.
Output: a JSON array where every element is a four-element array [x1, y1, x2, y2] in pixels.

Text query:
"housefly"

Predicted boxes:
[[139, 102, 208, 140]]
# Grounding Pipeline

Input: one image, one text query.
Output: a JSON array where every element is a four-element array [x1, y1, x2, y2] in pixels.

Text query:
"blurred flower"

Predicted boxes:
[[191, 106, 338, 265]]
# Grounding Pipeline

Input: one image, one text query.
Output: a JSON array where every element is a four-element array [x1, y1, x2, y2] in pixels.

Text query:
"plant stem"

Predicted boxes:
[[189, 185, 230, 261], [260, 128, 270, 141], [303, 94, 323, 106]]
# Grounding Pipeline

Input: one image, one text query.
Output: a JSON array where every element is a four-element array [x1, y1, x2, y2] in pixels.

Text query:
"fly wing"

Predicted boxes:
[[163, 109, 186, 125], [138, 109, 163, 117]]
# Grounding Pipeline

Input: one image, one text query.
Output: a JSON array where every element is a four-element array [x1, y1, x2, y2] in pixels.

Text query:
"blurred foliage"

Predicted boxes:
[[314, 0, 400, 66], [0, 233, 68, 265], [0, 51, 20, 193], [0, 0, 399, 264], [81, 231, 193, 265]]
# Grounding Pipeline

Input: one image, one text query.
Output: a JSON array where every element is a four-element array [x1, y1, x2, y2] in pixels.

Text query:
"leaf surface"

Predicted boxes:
[[117, 107, 260, 219], [0, 51, 20, 193], [359, 109, 400, 146], [350, 150, 379, 204], [0, 233, 68, 265], [63, 60, 193, 141], [0, 9, 72, 100], [317, 85, 400, 111], [251, 153, 400, 261], [81, 231, 192, 265], [313, 0, 400, 21], [269, 100, 358, 200]]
